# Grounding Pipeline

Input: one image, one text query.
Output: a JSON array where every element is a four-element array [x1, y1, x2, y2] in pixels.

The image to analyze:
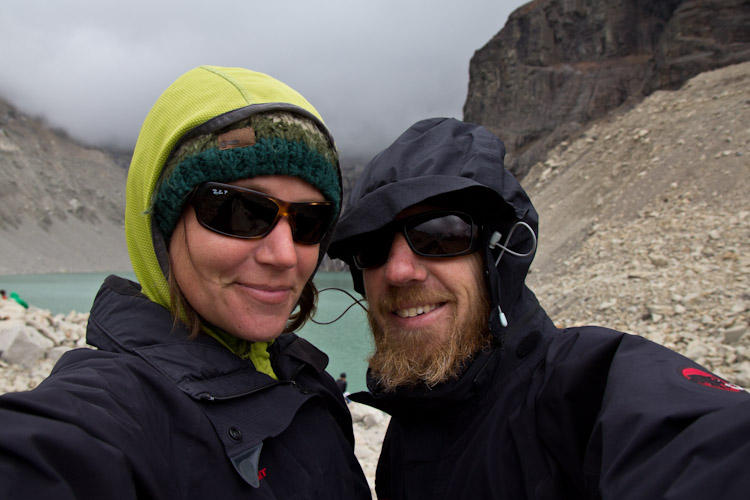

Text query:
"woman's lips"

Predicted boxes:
[[236, 282, 293, 304]]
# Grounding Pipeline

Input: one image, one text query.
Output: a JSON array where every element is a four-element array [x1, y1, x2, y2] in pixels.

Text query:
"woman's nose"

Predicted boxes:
[[255, 217, 298, 268]]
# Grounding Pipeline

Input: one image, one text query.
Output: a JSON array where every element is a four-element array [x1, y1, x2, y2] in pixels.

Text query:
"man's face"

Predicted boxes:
[[361, 206, 491, 392]]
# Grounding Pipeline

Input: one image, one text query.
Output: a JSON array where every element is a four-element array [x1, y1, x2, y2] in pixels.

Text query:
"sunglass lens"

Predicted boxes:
[[195, 187, 277, 238], [352, 212, 476, 269], [406, 213, 474, 256], [291, 203, 334, 244], [353, 232, 393, 269]]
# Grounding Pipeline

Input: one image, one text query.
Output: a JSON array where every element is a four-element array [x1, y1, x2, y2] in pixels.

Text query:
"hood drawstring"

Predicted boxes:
[[486, 221, 539, 331]]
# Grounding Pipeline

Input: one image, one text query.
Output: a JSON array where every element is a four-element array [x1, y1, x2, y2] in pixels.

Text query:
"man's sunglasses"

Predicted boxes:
[[190, 182, 334, 245], [353, 211, 480, 269]]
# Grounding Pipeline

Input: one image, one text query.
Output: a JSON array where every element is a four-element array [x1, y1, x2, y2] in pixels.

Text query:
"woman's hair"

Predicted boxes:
[[168, 265, 318, 340]]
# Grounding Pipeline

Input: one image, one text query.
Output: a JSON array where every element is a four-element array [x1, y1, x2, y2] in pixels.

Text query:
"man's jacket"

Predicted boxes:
[[356, 316, 750, 499]]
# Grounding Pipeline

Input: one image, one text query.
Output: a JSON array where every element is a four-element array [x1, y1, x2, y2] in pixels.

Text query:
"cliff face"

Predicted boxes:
[[464, 0, 750, 177]]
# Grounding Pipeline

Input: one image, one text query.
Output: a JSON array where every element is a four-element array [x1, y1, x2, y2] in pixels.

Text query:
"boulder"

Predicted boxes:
[[0, 321, 54, 367]]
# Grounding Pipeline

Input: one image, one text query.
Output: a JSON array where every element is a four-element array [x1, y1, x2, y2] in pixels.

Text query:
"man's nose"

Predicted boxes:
[[383, 233, 428, 285]]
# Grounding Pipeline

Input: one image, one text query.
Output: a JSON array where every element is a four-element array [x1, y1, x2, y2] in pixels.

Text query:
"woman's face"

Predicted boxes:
[[169, 175, 324, 342]]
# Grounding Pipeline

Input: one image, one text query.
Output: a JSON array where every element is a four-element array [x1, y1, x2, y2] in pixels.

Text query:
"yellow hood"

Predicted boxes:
[[125, 65, 338, 309]]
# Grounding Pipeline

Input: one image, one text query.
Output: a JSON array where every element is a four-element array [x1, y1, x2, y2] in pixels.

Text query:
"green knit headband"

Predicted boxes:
[[152, 113, 340, 240]]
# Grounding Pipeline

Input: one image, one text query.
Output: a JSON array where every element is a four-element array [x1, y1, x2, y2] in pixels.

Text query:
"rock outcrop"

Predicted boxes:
[[0, 298, 88, 392], [464, 0, 750, 177]]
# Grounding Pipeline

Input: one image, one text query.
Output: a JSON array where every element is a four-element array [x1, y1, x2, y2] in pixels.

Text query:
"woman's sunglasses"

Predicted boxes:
[[353, 211, 480, 269], [190, 182, 334, 245]]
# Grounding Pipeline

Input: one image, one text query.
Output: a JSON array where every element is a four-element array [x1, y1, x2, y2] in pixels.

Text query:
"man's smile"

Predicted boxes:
[[394, 303, 443, 318]]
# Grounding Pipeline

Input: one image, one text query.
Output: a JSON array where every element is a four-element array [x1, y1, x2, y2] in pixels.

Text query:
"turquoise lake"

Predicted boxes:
[[0, 271, 372, 393]]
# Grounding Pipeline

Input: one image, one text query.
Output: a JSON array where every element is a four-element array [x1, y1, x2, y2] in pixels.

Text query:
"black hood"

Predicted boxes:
[[328, 118, 540, 337]]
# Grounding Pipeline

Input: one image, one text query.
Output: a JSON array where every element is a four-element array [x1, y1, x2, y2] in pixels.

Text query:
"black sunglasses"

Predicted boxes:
[[352, 211, 480, 269], [190, 182, 334, 245]]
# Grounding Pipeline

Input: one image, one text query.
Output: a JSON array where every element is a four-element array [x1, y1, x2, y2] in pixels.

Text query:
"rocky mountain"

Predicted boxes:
[[464, 0, 750, 178], [0, 99, 130, 274], [1, 0, 748, 277], [524, 60, 749, 385]]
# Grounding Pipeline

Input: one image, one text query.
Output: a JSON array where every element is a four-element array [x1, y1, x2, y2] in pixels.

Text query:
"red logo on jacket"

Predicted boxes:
[[681, 367, 744, 392]]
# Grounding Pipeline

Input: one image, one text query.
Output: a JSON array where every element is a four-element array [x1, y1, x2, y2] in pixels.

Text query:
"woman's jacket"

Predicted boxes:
[[0, 275, 370, 499]]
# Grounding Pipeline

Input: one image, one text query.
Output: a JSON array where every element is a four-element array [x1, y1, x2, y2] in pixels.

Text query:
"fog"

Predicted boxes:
[[0, 0, 524, 157]]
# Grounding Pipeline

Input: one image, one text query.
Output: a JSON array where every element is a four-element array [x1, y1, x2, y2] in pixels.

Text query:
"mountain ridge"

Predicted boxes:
[[0, 62, 747, 277]]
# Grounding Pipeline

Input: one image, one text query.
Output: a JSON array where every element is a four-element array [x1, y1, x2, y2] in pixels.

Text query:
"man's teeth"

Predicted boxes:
[[396, 304, 438, 318]]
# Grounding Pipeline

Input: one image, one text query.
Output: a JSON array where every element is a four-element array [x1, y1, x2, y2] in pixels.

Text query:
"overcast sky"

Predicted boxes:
[[1, 0, 524, 158]]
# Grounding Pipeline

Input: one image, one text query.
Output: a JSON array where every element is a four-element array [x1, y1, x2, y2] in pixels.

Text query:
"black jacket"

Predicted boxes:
[[329, 118, 750, 499], [0, 276, 370, 499], [354, 314, 750, 499]]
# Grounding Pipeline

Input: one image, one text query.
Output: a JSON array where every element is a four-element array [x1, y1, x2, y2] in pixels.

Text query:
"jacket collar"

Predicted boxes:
[[351, 301, 552, 419], [351, 345, 500, 419], [86, 275, 328, 400]]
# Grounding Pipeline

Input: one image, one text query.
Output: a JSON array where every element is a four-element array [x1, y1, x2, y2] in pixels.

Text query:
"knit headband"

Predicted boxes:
[[152, 112, 340, 240]]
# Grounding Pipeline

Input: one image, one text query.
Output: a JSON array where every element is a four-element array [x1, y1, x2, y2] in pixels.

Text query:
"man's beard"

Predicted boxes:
[[366, 285, 492, 393]]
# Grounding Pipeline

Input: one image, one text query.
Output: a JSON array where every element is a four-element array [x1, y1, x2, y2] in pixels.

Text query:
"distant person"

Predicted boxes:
[[0, 66, 369, 499], [8, 291, 28, 309], [328, 117, 750, 499], [336, 372, 348, 394], [0, 289, 6, 300], [335, 372, 350, 404]]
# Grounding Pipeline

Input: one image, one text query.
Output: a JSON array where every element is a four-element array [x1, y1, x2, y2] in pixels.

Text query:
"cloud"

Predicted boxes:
[[0, 0, 522, 156]]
